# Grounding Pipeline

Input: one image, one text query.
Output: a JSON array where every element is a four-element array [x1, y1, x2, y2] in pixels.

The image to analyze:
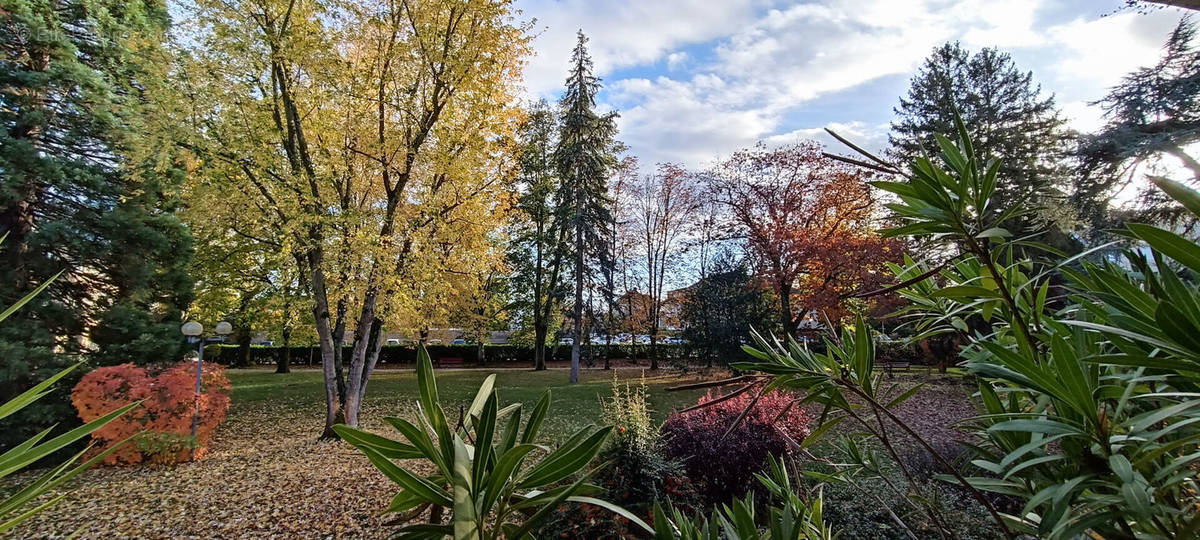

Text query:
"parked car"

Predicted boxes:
[[635, 334, 651, 345], [559, 336, 574, 345], [451, 338, 467, 345], [385, 338, 401, 346]]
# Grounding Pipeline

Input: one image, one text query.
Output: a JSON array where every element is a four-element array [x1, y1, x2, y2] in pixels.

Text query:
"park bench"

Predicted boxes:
[[878, 361, 911, 375], [437, 356, 466, 368]]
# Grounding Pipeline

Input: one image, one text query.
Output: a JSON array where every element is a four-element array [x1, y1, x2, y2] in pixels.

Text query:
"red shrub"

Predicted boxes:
[[72, 361, 232, 465], [660, 389, 812, 506]]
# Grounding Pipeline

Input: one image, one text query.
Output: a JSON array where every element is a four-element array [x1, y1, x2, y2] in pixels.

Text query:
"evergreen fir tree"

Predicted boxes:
[[555, 31, 617, 384], [891, 42, 1074, 247], [0, 0, 193, 449]]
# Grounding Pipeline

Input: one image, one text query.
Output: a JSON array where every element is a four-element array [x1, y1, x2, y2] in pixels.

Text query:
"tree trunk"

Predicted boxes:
[[331, 298, 348, 406], [533, 324, 547, 370], [778, 281, 797, 338], [276, 325, 292, 373], [345, 285, 382, 427], [604, 333, 612, 370], [570, 216, 583, 384], [236, 329, 252, 368], [477, 341, 485, 366], [358, 318, 383, 404], [312, 261, 344, 440]]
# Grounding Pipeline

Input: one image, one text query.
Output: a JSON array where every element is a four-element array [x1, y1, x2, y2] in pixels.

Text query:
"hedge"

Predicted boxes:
[[203, 343, 700, 366], [203, 339, 935, 367]]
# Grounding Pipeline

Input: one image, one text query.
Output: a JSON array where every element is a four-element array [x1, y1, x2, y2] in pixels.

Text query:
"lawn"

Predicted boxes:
[[7, 366, 715, 539]]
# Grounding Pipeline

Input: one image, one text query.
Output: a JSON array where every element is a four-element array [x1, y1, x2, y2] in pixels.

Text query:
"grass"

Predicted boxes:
[[228, 366, 714, 440]]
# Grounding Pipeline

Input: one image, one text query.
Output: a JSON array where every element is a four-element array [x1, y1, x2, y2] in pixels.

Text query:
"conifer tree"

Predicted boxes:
[[0, 0, 193, 448], [1076, 17, 1200, 234], [555, 31, 618, 384], [891, 42, 1074, 246]]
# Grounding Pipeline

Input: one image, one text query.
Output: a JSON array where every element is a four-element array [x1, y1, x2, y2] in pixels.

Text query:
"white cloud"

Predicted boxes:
[[666, 52, 689, 71], [514, 0, 766, 97], [1038, 9, 1185, 131], [764, 121, 892, 156], [516, 0, 1193, 169]]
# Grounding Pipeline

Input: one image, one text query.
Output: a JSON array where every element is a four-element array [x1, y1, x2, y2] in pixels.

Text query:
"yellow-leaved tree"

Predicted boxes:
[[174, 0, 529, 436]]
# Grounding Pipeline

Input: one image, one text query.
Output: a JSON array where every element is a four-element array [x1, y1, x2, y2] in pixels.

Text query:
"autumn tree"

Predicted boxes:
[[555, 31, 618, 384], [629, 163, 699, 369], [177, 0, 527, 436], [709, 142, 901, 337]]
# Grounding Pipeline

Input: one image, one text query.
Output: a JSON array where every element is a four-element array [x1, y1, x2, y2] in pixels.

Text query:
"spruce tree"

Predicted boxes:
[[891, 42, 1074, 246], [555, 31, 617, 384], [0, 0, 193, 448]]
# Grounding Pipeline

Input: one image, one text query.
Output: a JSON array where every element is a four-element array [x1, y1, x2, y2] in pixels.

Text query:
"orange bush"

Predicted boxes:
[[72, 361, 232, 465]]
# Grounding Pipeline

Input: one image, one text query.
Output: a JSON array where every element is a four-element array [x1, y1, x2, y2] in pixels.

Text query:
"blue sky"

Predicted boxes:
[[511, 0, 1190, 169]]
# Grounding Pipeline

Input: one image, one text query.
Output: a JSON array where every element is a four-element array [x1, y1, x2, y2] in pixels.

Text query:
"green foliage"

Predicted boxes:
[[890, 41, 1076, 247], [0, 0, 193, 449], [0, 264, 137, 534], [871, 113, 1200, 538], [334, 348, 648, 539], [651, 456, 837, 540], [681, 255, 778, 366]]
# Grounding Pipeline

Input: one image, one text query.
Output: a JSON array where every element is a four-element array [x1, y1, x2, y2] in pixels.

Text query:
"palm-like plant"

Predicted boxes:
[[333, 348, 649, 539], [651, 455, 836, 540], [824, 114, 1200, 538]]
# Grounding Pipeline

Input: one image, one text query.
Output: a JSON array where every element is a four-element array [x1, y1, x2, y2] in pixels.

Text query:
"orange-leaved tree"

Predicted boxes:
[[72, 362, 232, 464], [708, 142, 902, 336]]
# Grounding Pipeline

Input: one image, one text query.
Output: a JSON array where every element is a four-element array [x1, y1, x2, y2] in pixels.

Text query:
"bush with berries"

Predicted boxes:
[[660, 388, 812, 506], [71, 361, 232, 465]]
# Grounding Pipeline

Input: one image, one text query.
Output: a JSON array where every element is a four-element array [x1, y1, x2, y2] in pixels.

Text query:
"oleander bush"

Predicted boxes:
[[735, 116, 1200, 538], [661, 389, 812, 507], [71, 361, 232, 464], [334, 348, 649, 539]]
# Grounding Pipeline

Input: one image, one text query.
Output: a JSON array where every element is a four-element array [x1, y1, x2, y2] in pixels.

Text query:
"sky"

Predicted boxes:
[[510, 0, 1190, 169]]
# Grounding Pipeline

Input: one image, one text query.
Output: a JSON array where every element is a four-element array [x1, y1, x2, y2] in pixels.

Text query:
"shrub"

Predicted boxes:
[[660, 388, 811, 506], [334, 348, 650, 539], [71, 361, 232, 464], [542, 378, 700, 539]]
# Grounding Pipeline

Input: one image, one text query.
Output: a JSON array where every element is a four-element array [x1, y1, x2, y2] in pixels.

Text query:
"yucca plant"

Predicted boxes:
[[0, 235, 138, 533], [827, 113, 1200, 538], [333, 348, 649, 539], [651, 455, 837, 540]]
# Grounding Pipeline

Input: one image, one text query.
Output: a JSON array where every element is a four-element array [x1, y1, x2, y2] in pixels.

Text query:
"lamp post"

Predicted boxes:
[[181, 320, 232, 461]]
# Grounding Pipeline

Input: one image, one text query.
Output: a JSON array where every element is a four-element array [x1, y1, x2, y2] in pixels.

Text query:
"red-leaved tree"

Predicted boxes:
[[709, 142, 902, 336], [72, 362, 232, 464]]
